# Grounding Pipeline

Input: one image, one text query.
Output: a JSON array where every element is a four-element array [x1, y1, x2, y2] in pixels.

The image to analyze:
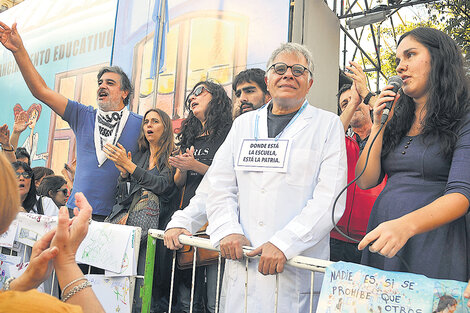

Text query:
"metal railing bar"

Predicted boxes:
[[244, 258, 249, 313], [168, 251, 176, 313], [148, 230, 332, 272], [215, 255, 222, 313], [274, 274, 279, 313], [189, 247, 197, 313], [309, 271, 315, 313]]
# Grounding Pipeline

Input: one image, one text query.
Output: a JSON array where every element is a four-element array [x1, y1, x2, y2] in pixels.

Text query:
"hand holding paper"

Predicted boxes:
[[10, 229, 58, 291]]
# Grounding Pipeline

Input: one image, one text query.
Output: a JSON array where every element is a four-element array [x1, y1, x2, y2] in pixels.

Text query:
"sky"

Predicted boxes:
[[335, 0, 437, 89]]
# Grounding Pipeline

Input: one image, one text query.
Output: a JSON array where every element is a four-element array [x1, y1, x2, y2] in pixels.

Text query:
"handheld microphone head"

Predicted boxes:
[[388, 75, 403, 92], [380, 76, 403, 124]]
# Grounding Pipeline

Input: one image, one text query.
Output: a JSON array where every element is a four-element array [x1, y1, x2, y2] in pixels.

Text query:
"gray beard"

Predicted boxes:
[[97, 100, 121, 112]]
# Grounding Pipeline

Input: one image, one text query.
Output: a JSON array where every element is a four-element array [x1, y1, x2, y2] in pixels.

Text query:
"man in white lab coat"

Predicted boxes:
[[200, 43, 347, 312]]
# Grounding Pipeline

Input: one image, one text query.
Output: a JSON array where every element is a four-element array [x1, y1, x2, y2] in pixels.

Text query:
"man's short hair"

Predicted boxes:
[[97, 66, 133, 105], [32, 166, 54, 182], [337, 84, 352, 104], [337, 83, 352, 115], [266, 43, 315, 79], [232, 68, 268, 94], [15, 147, 30, 165], [337, 83, 374, 121]]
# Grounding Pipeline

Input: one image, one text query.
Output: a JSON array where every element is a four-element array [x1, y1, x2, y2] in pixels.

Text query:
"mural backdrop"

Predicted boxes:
[[112, 0, 290, 126], [0, 0, 117, 172], [0, 0, 289, 173]]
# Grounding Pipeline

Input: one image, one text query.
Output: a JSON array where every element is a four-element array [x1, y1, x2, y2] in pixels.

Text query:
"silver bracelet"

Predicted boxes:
[[62, 280, 92, 302], [61, 276, 87, 299], [2, 277, 14, 290]]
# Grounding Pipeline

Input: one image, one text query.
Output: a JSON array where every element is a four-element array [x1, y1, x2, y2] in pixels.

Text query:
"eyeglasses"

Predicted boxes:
[[268, 62, 311, 77], [57, 188, 69, 196], [16, 171, 32, 179], [187, 85, 211, 105]]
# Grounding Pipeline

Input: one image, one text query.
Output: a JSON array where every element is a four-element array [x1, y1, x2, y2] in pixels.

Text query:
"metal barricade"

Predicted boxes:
[[141, 229, 332, 313]]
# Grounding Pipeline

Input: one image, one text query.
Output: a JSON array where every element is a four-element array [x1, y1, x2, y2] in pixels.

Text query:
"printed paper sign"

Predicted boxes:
[[236, 139, 291, 172]]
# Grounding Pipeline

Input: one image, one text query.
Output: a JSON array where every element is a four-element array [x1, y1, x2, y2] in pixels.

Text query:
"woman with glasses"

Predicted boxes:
[[103, 108, 176, 313], [12, 161, 58, 216], [10, 162, 60, 296], [0, 154, 105, 313], [169, 80, 232, 313], [37, 175, 69, 210]]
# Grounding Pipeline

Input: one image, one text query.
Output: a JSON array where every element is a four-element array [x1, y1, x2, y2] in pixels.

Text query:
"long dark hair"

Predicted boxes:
[[37, 175, 67, 200], [382, 27, 470, 159], [176, 80, 232, 151], [12, 161, 37, 212], [137, 108, 174, 171]]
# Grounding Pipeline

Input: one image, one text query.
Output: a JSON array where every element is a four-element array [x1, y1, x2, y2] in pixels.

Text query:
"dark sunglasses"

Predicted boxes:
[[187, 85, 211, 105], [57, 188, 69, 196], [16, 171, 32, 179], [268, 62, 311, 77]]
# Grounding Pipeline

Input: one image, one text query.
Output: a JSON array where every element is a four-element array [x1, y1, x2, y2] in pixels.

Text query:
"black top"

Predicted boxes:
[[181, 128, 230, 208], [267, 103, 299, 138]]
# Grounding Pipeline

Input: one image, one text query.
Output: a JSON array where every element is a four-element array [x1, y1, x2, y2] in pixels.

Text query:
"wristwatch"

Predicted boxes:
[[363, 91, 374, 105]]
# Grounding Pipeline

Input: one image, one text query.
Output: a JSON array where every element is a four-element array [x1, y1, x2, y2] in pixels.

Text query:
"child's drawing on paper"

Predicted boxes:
[[76, 223, 131, 273], [86, 275, 131, 313]]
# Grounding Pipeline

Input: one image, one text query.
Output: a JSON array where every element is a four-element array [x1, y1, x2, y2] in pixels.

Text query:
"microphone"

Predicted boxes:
[[380, 75, 403, 125]]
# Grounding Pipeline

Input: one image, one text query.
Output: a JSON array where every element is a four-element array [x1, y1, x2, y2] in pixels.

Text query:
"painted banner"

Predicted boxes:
[[112, 0, 290, 122], [318, 261, 470, 313]]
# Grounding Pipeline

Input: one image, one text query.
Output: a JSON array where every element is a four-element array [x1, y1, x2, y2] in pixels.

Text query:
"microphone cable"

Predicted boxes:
[[330, 105, 411, 272]]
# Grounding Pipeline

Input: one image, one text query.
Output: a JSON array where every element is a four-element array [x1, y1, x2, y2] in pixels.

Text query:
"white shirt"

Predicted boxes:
[[33, 195, 60, 217]]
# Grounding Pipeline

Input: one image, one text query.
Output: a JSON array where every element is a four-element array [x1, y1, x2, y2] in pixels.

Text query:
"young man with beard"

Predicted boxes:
[[0, 22, 142, 220], [330, 63, 386, 263], [232, 68, 271, 118]]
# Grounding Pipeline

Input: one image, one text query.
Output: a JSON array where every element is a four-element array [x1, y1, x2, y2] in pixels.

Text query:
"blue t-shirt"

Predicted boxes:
[[63, 100, 142, 216]]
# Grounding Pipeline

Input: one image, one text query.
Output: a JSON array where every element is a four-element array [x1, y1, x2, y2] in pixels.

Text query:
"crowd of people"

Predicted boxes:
[[0, 19, 469, 313]]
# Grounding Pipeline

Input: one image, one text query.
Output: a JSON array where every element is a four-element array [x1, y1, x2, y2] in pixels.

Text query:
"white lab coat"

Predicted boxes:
[[166, 176, 210, 233], [205, 102, 347, 313]]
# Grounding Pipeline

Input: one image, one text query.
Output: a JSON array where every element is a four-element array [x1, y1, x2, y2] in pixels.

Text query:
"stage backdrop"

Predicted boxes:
[[111, 0, 290, 126], [0, 0, 117, 171], [0, 0, 290, 170]]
